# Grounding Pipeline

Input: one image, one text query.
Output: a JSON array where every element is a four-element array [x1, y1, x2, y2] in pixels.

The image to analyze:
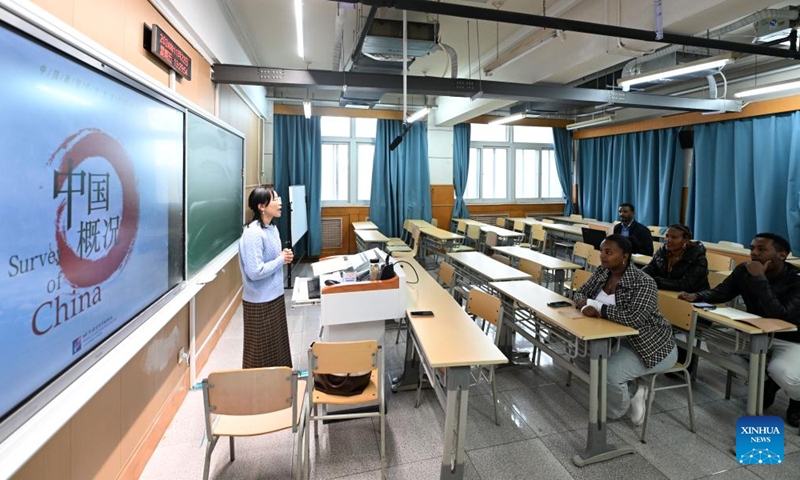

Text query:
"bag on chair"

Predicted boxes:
[[313, 372, 371, 396]]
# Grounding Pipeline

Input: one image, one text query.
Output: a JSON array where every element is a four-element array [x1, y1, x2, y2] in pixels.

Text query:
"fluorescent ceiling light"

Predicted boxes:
[[489, 112, 526, 125], [734, 80, 800, 98], [566, 115, 613, 131], [303, 100, 311, 119], [618, 54, 734, 91], [406, 107, 429, 123], [294, 0, 304, 59], [344, 103, 370, 109]]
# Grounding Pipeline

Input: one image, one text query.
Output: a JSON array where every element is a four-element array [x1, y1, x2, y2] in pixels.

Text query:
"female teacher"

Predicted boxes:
[[238, 185, 294, 369]]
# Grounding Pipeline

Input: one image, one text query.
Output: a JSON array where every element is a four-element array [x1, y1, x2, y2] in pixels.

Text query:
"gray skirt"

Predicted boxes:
[[241, 295, 292, 369]]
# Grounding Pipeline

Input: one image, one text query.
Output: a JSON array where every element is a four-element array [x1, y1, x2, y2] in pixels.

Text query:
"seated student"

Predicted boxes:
[[679, 233, 800, 427], [574, 235, 677, 425], [642, 224, 710, 292], [613, 202, 654, 256]]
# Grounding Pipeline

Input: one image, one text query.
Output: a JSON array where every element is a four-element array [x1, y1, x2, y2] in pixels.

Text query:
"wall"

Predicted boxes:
[[11, 0, 258, 478]]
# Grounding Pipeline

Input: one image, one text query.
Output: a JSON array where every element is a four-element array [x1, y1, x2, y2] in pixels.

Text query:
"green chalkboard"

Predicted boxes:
[[186, 112, 244, 278]]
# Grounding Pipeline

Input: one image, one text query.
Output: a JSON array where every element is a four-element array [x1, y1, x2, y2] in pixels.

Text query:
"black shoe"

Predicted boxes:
[[763, 376, 781, 410], [787, 400, 800, 428]]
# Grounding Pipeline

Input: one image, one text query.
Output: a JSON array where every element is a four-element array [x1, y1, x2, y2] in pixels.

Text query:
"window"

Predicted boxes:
[[467, 125, 563, 202], [321, 117, 377, 204]]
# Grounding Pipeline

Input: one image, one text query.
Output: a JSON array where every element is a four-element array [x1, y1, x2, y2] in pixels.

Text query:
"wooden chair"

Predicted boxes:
[[491, 253, 511, 266], [719, 240, 744, 248], [495, 217, 506, 227], [455, 219, 468, 235], [707, 252, 734, 272], [202, 367, 307, 480], [652, 241, 663, 255], [513, 219, 526, 234], [484, 231, 499, 254], [541, 218, 555, 224], [451, 224, 478, 253], [708, 271, 729, 289], [586, 249, 602, 272], [465, 289, 502, 425], [640, 293, 698, 443], [393, 225, 420, 259], [647, 225, 662, 236], [568, 269, 592, 299], [307, 341, 385, 477], [569, 214, 583, 220], [530, 225, 547, 252], [518, 259, 542, 285], [431, 218, 439, 227], [571, 241, 593, 269], [437, 262, 456, 292]]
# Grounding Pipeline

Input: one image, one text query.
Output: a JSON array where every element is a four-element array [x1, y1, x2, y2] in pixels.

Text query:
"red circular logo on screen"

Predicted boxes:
[[48, 129, 139, 287]]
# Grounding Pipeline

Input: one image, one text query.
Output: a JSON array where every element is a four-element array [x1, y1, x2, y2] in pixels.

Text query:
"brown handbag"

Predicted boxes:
[[313, 372, 371, 396]]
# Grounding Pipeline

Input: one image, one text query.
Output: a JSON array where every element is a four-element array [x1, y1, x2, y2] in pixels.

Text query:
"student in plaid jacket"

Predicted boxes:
[[574, 235, 677, 425]]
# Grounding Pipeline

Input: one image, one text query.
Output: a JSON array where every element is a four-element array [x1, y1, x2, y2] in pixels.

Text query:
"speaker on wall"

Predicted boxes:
[[678, 129, 694, 149]]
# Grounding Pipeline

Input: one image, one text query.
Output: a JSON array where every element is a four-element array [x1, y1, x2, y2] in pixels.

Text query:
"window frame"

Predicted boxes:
[[320, 117, 376, 206]]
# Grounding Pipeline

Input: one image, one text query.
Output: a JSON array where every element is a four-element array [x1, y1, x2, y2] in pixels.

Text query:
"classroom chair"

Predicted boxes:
[[652, 241, 663, 254], [437, 262, 456, 293], [541, 218, 555, 224], [455, 219, 467, 235], [530, 225, 547, 252], [708, 271, 729, 289], [201, 367, 307, 480], [640, 293, 698, 443], [571, 241, 593, 269], [518, 259, 542, 285], [431, 218, 439, 227], [465, 289, 502, 425], [569, 214, 583, 220], [586, 249, 602, 272], [491, 253, 511, 266], [484, 231, 499, 254], [495, 217, 506, 227], [393, 225, 421, 260], [450, 224, 478, 253], [647, 225, 662, 236], [307, 341, 385, 478], [707, 252, 734, 272], [568, 268, 592, 299]]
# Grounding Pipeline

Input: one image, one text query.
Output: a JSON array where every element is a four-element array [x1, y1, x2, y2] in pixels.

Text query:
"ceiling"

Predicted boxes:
[[174, 0, 800, 126]]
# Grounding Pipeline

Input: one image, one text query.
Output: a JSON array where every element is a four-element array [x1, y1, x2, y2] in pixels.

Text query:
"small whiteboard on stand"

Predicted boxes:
[[289, 185, 308, 248]]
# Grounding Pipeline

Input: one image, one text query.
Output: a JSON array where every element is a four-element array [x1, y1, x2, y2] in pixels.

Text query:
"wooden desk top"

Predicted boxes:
[[490, 280, 638, 341], [480, 225, 525, 238], [355, 229, 389, 242], [547, 216, 590, 225], [508, 217, 541, 226], [400, 258, 507, 368], [407, 219, 435, 229], [420, 227, 464, 241], [452, 218, 486, 227], [494, 246, 581, 270], [352, 221, 378, 230], [541, 223, 584, 236], [703, 242, 750, 257], [658, 290, 797, 335], [448, 251, 532, 282], [632, 254, 653, 266]]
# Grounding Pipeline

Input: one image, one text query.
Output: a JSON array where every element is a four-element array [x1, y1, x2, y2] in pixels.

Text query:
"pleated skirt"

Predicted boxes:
[[241, 295, 292, 369]]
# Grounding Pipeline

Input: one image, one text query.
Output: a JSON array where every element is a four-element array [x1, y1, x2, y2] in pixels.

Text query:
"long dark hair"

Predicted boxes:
[[247, 185, 275, 228]]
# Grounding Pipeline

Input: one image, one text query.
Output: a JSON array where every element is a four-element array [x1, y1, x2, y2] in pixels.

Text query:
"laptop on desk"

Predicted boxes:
[[581, 227, 607, 250]]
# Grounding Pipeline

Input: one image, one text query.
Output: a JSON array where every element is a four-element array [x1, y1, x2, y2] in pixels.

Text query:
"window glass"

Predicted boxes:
[[320, 116, 351, 137], [464, 148, 479, 199], [357, 144, 374, 201], [470, 123, 508, 142], [541, 149, 564, 198], [512, 125, 554, 144], [354, 118, 377, 138], [481, 148, 507, 199], [320, 143, 349, 201], [515, 149, 540, 198]]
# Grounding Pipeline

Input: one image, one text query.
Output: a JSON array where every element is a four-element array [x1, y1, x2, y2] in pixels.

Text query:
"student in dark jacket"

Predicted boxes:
[[642, 224, 710, 292], [679, 233, 800, 427], [613, 202, 654, 256]]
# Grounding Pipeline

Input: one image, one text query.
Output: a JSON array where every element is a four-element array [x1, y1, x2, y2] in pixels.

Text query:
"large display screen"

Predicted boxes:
[[0, 22, 184, 421]]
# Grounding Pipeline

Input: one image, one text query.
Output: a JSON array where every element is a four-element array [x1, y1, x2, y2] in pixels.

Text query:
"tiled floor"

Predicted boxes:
[[142, 263, 799, 480]]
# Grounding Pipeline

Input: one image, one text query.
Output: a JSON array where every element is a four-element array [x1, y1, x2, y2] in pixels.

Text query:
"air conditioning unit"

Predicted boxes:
[[755, 14, 796, 42], [362, 19, 438, 61]]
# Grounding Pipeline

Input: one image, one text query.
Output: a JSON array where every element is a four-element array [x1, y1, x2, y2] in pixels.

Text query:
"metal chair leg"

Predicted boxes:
[[725, 371, 734, 400], [229, 436, 235, 461], [490, 366, 499, 425], [640, 375, 658, 443], [685, 370, 696, 432]]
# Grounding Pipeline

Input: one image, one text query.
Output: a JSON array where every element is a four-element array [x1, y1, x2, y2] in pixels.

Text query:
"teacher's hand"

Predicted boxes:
[[281, 249, 294, 264]]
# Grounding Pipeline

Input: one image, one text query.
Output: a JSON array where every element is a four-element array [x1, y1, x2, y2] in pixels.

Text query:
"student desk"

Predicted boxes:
[[406, 219, 436, 230], [352, 220, 378, 230], [541, 222, 584, 243], [490, 280, 638, 466], [450, 217, 485, 232], [702, 242, 750, 266], [631, 253, 652, 266], [493, 245, 581, 294], [447, 251, 531, 295], [398, 258, 507, 479], [419, 227, 465, 256], [354, 229, 389, 252], [660, 291, 796, 416], [546, 215, 593, 225], [480, 225, 525, 246]]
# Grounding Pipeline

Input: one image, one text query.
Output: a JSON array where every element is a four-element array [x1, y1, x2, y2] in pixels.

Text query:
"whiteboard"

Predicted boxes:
[[289, 185, 308, 247]]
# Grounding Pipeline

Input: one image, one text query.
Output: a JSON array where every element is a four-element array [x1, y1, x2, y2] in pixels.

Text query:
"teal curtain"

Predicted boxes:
[[273, 114, 322, 256], [370, 120, 432, 237], [686, 112, 800, 253], [552, 128, 574, 215], [452, 123, 471, 220], [577, 128, 683, 226]]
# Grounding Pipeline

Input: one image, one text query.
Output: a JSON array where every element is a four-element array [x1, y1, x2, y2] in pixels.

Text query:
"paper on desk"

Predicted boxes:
[[713, 307, 759, 321], [558, 309, 585, 319], [312, 257, 349, 276]]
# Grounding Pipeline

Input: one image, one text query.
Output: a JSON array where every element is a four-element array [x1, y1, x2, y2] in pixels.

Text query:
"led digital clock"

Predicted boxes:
[[148, 24, 191, 80]]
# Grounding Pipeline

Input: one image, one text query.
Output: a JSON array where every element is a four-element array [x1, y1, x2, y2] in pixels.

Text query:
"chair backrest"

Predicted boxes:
[[513, 220, 526, 233], [708, 271, 729, 289], [495, 217, 506, 227], [491, 253, 511, 266], [485, 231, 499, 248], [456, 219, 467, 234], [518, 259, 542, 283], [572, 241, 593, 264], [719, 240, 744, 248], [531, 226, 547, 251], [466, 288, 502, 327], [466, 224, 482, 240], [205, 367, 293, 416], [653, 241, 662, 254], [707, 252, 733, 272], [658, 293, 698, 359], [647, 225, 662, 235], [588, 222, 612, 235], [438, 262, 456, 287], [570, 214, 583, 219], [311, 340, 379, 374], [571, 269, 592, 293], [541, 218, 555, 224], [587, 249, 602, 270], [431, 218, 439, 227]]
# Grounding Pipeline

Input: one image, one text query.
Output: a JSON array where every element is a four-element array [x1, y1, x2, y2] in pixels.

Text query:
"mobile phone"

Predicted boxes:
[[547, 301, 572, 308], [410, 310, 435, 317]]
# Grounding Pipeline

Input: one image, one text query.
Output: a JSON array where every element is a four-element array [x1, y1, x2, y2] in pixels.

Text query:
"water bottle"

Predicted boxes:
[[369, 257, 380, 281]]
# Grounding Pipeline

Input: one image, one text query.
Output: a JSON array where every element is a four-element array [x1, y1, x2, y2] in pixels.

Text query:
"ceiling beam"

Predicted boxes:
[[333, 0, 800, 60], [212, 64, 743, 112]]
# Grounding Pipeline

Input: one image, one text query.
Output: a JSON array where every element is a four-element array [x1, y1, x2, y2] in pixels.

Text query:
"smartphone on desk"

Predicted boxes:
[[410, 310, 435, 317], [547, 301, 572, 308]]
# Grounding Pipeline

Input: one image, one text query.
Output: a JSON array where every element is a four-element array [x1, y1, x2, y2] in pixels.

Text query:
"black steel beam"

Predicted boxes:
[[334, 0, 800, 60], [212, 64, 742, 112]]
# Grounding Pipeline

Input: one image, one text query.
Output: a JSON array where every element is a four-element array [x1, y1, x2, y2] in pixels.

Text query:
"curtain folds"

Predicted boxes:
[[577, 128, 683, 226], [370, 120, 432, 237], [552, 128, 574, 215], [686, 112, 800, 252], [273, 114, 322, 257], [451, 123, 471, 219]]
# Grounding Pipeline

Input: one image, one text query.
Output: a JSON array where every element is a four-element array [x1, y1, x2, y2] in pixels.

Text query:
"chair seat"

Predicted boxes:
[[385, 244, 412, 252], [450, 245, 475, 252], [214, 379, 306, 436], [312, 370, 379, 406], [385, 238, 407, 246]]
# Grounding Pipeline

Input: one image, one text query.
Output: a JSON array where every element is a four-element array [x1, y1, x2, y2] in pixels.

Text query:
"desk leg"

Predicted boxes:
[[573, 340, 635, 467], [748, 334, 770, 416], [554, 269, 566, 295], [440, 366, 470, 480], [392, 327, 422, 392]]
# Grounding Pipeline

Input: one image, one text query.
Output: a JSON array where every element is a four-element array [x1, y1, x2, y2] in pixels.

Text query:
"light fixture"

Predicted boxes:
[[734, 80, 800, 98], [293, 0, 304, 59], [406, 107, 430, 123], [303, 100, 311, 119], [618, 54, 734, 91], [488, 112, 525, 125], [566, 115, 613, 131]]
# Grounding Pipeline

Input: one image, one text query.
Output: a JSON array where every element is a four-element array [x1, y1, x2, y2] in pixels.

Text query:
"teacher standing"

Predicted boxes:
[[238, 185, 294, 369]]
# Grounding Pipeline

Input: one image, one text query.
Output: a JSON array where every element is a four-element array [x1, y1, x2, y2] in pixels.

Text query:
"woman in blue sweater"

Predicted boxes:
[[238, 185, 294, 368]]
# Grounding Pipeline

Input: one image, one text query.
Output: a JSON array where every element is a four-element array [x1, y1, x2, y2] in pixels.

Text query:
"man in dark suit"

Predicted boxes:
[[612, 203, 654, 255]]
